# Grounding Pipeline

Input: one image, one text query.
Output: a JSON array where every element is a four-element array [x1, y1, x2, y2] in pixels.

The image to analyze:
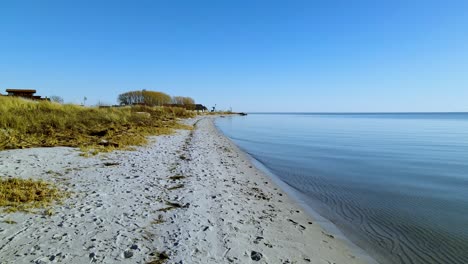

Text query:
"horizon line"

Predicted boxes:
[[247, 111, 468, 114]]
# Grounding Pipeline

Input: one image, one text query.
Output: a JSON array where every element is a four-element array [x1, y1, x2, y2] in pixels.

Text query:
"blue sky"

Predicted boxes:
[[1, 0, 467, 112]]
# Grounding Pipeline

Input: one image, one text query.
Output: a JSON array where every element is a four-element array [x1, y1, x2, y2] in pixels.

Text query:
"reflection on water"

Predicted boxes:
[[216, 113, 468, 264]]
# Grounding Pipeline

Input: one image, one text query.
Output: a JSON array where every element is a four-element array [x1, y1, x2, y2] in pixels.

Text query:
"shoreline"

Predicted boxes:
[[0, 116, 371, 263], [235, 148, 378, 264], [212, 117, 377, 264]]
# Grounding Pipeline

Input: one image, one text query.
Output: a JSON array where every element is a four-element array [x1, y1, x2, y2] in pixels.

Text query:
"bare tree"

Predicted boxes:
[[172, 96, 195, 105], [142, 91, 171, 106], [118, 90, 172, 106], [50, 95, 64, 104]]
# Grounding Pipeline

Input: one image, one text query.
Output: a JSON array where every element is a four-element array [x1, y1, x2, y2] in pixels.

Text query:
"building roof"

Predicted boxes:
[[195, 104, 208, 110], [6, 89, 37, 93]]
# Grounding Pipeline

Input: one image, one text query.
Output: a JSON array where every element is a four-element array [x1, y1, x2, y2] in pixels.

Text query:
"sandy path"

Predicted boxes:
[[0, 116, 370, 264]]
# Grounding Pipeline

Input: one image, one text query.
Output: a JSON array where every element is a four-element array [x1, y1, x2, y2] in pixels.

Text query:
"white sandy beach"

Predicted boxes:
[[0, 116, 370, 264]]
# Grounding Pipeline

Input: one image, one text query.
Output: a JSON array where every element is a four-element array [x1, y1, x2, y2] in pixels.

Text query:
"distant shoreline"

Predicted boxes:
[[247, 111, 468, 114]]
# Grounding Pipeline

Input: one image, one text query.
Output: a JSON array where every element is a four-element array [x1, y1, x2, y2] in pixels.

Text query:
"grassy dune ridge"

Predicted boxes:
[[0, 96, 195, 152]]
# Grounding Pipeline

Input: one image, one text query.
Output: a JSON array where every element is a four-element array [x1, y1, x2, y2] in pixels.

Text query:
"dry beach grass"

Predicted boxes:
[[0, 96, 194, 153], [0, 177, 65, 213]]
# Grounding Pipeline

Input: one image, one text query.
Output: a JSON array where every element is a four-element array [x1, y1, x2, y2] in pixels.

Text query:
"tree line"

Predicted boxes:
[[117, 90, 195, 107]]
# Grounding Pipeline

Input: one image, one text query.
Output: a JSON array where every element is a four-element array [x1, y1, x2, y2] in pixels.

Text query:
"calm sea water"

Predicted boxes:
[[216, 113, 468, 264]]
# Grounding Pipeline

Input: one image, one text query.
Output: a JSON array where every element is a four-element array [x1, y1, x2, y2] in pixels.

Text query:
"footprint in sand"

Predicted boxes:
[[287, 219, 306, 230]]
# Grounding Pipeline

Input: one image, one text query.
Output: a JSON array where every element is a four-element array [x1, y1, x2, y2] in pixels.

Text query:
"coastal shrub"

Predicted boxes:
[[0, 96, 194, 152], [0, 177, 65, 213]]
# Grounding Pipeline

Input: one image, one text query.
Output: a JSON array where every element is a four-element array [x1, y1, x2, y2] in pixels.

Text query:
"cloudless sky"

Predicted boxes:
[[1, 0, 467, 112]]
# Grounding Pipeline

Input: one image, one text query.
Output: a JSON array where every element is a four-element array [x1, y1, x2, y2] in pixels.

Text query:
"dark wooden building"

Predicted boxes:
[[195, 104, 208, 112], [3, 89, 49, 101]]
